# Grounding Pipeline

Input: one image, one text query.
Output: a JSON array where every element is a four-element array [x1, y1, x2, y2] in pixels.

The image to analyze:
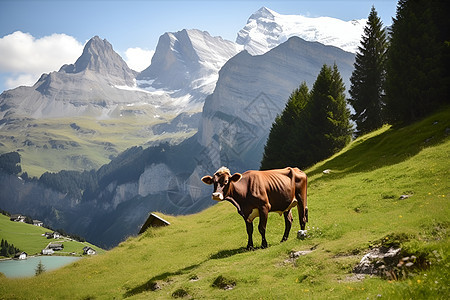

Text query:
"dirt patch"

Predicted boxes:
[[338, 273, 367, 283], [212, 275, 236, 290], [283, 245, 318, 265]]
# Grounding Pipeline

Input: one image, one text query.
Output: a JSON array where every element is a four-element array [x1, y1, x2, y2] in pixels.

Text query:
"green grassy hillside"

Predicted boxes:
[[0, 108, 448, 299], [0, 115, 195, 177], [0, 214, 104, 257]]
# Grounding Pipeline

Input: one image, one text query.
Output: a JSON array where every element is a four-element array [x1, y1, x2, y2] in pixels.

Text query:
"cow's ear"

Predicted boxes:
[[201, 175, 214, 185], [230, 173, 242, 182]]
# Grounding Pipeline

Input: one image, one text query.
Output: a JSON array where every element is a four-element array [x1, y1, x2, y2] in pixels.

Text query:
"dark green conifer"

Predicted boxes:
[[305, 64, 352, 166], [261, 82, 309, 169], [261, 64, 352, 169], [348, 6, 388, 135], [385, 0, 450, 123]]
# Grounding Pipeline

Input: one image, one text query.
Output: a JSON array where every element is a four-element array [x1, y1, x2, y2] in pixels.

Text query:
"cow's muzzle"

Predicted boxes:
[[212, 192, 224, 201]]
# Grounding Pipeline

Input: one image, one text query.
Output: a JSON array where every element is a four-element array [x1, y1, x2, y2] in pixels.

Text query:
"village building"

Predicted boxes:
[[33, 220, 43, 226], [83, 246, 97, 255], [139, 213, 170, 234], [44, 231, 62, 239], [14, 252, 27, 260], [10, 214, 26, 222], [42, 248, 54, 255], [48, 243, 64, 251]]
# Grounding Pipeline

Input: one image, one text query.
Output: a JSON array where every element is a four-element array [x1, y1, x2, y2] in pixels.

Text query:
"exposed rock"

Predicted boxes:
[[138, 29, 241, 97], [284, 247, 316, 264], [353, 247, 401, 275], [138, 163, 174, 197]]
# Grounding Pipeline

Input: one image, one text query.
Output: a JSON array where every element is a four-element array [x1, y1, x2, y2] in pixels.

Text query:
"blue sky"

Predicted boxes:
[[0, 0, 398, 93]]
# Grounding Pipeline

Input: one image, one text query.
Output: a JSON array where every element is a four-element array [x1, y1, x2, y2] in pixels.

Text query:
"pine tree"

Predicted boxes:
[[348, 6, 388, 136], [0, 239, 5, 257], [261, 82, 309, 169], [385, 0, 450, 123], [2, 240, 9, 257], [35, 260, 46, 276], [304, 64, 352, 167], [261, 64, 352, 169]]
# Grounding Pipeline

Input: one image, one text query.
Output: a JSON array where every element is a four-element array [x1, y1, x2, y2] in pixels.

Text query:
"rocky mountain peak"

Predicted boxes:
[[137, 29, 241, 95], [250, 6, 277, 20], [237, 7, 366, 55], [60, 36, 135, 85]]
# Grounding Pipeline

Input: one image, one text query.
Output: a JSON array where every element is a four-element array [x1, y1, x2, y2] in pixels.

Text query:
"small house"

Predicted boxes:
[[33, 220, 43, 226], [44, 231, 61, 239], [139, 213, 170, 234], [48, 243, 64, 251], [10, 214, 25, 222], [42, 248, 54, 255], [83, 246, 96, 255], [14, 252, 27, 260]]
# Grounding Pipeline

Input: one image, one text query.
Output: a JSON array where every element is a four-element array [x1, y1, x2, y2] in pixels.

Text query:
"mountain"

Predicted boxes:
[[1, 108, 448, 298], [198, 36, 355, 172], [0, 8, 365, 247], [0, 36, 169, 120], [0, 32, 240, 174], [0, 8, 366, 175], [237, 7, 365, 55], [138, 29, 242, 105], [0, 36, 355, 248]]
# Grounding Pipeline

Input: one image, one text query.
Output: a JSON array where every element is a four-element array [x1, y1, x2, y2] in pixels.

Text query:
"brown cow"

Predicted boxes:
[[201, 166, 308, 249]]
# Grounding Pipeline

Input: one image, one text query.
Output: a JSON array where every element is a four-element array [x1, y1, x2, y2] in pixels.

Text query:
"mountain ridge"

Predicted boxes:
[[0, 7, 365, 247], [237, 6, 365, 55]]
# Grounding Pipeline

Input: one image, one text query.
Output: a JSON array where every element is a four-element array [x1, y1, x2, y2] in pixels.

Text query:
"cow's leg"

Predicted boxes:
[[294, 172, 308, 230], [281, 210, 293, 242], [297, 201, 308, 230], [258, 206, 269, 249], [245, 221, 254, 250]]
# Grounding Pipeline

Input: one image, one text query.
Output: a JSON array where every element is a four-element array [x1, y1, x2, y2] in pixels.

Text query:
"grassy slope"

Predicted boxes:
[[0, 115, 195, 177], [0, 214, 104, 257], [0, 108, 448, 299]]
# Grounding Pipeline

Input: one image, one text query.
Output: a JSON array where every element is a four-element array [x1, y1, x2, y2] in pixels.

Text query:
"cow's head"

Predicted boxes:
[[201, 166, 242, 201]]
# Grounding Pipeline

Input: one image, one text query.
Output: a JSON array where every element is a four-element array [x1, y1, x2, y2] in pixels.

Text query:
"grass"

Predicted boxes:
[[0, 107, 448, 299], [0, 214, 104, 257], [0, 115, 196, 177]]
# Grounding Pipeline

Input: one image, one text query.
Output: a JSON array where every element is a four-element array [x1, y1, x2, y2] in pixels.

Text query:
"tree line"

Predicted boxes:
[[1, 239, 21, 258], [261, 0, 449, 169]]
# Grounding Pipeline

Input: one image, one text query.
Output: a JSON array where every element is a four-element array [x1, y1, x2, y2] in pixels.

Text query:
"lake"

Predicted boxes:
[[0, 256, 82, 278]]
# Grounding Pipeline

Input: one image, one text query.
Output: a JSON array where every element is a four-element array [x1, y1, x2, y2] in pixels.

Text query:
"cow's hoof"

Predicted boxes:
[[297, 230, 307, 240], [246, 245, 254, 251], [280, 236, 288, 243], [261, 241, 268, 249]]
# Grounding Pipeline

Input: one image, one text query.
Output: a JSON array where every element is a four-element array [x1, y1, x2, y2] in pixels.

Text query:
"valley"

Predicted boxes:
[[0, 107, 447, 299], [0, 113, 195, 177]]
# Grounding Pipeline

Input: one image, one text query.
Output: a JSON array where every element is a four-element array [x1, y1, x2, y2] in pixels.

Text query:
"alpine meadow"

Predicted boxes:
[[1, 106, 449, 299], [1, 1, 449, 299]]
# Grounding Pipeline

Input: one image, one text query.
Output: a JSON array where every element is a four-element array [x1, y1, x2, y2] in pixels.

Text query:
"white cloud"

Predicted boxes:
[[124, 47, 154, 72], [0, 31, 83, 90], [5, 73, 37, 89]]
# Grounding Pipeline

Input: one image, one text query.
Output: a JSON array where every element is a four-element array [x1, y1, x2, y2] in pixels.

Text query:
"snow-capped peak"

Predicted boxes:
[[237, 7, 366, 55], [138, 29, 241, 97]]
